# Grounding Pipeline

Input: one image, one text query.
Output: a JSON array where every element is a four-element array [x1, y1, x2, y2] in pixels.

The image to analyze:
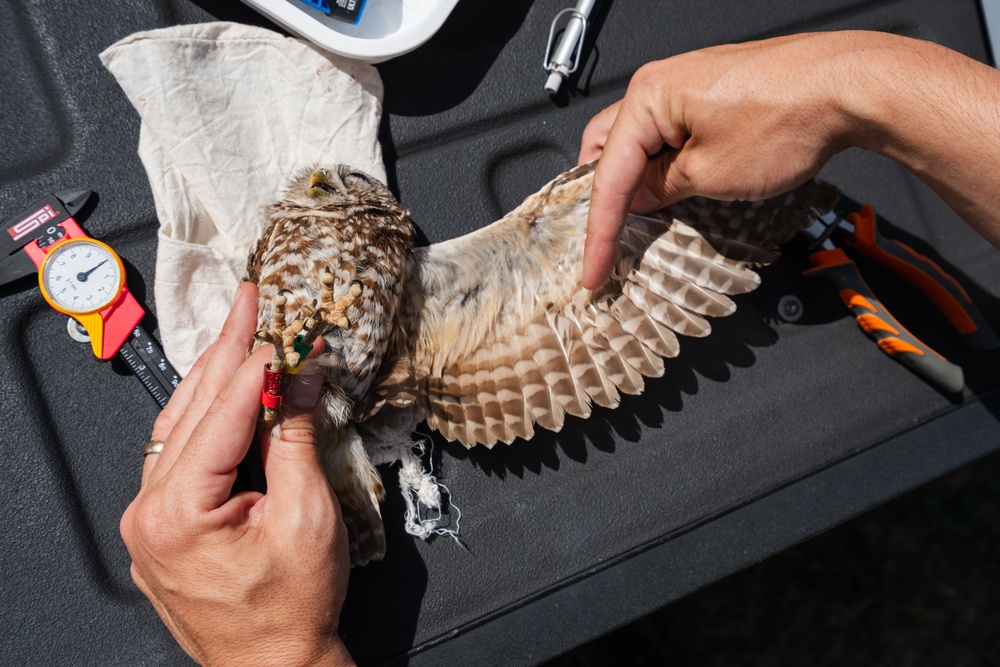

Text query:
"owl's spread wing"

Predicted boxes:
[[391, 162, 837, 447]]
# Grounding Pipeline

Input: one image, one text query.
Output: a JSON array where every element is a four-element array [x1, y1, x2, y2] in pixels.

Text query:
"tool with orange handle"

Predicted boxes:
[[842, 205, 999, 351], [802, 205, 999, 395]]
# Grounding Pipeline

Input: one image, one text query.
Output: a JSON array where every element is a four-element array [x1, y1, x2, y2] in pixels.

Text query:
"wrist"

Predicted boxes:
[[830, 31, 985, 161], [202, 635, 355, 667], [277, 637, 356, 667], [833, 31, 913, 156], [312, 638, 356, 667], [804, 31, 903, 156]]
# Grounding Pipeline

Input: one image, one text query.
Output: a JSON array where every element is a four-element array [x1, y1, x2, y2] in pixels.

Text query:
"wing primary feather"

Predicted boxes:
[[613, 298, 681, 358], [624, 221, 761, 295], [437, 370, 468, 443], [473, 347, 503, 447], [458, 365, 489, 446], [559, 308, 619, 409], [588, 303, 662, 382], [636, 268, 736, 317], [493, 340, 531, 441], [624, 281, 713, 338], [581, 315, 640, 398], [509, 332, 556, 433], [532, 318, 590, 419]]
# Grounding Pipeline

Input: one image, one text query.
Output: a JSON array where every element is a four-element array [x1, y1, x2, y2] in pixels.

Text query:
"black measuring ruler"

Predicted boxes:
[[118, 325, 181, 409]]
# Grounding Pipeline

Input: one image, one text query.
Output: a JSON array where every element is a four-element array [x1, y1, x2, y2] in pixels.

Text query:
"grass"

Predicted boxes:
[[544, 451, 1000, 666]]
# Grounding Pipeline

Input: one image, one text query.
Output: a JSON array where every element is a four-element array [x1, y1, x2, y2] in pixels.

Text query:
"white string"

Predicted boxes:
[[363, 409, 463, 547]]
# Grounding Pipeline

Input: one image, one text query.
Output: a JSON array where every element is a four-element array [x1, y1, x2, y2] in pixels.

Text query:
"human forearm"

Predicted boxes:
[[839, 31, 1000, 247], [581, 30, 1000, 289], [235, 638, 356, 667]]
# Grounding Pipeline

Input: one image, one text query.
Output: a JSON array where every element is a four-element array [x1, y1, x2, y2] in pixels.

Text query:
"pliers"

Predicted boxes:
[[802, 202, 999, 395]]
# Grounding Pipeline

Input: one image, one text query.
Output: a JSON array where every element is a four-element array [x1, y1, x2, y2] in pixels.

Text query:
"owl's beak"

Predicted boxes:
[[308, 170, 332, 197]]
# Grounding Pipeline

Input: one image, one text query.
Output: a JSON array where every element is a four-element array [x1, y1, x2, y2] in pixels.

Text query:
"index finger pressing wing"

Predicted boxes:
[[392, 162, 837, 447]]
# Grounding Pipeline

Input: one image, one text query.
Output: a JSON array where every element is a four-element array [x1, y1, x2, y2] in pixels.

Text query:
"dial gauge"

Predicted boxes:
[[39, 238, 125, 315]]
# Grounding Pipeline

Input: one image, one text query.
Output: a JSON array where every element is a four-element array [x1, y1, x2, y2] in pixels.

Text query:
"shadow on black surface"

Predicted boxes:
[[376, 1, 533, 117], [444, 304, 777, 480], [376, 1, 535, 202], [542, 444, 1000, 667], [16, 306, 141, 604], [339, 480, 430, 667]]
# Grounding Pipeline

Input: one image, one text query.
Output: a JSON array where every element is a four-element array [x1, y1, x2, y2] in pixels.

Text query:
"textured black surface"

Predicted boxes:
[[1, 0, 999, 666]]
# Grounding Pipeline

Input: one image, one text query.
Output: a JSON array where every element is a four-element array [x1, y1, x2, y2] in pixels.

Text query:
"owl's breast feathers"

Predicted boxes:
[[247, 168, 415, 406]]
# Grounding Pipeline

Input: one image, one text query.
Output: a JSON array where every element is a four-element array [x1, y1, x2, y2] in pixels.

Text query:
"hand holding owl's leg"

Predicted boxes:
[[121, 283, 355, 667]]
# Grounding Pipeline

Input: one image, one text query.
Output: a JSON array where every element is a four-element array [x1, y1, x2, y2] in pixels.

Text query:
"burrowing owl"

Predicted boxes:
[[247, 162, 837, 565]]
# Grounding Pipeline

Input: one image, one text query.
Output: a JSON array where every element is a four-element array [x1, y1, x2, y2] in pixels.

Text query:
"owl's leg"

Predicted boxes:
[[257, 293, 326, 427], [318, 269, 362, 330], [253, 295, 286, 366]]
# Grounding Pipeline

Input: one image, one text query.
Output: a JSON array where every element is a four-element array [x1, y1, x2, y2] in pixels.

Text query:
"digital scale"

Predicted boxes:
[[1, 189, 179, 408], [239, 0, 459, 62]]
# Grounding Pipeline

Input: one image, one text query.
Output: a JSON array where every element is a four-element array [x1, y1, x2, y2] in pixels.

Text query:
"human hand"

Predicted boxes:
[[579, 31, 870, 289], [120, 282, 354, 667]]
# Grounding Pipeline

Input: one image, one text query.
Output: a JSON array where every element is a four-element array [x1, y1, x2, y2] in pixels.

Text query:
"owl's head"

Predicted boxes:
[[277, 164, 396, 211]]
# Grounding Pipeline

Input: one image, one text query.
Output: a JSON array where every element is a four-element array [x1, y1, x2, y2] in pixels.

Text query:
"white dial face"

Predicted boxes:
[[41, 240, 123, 314]]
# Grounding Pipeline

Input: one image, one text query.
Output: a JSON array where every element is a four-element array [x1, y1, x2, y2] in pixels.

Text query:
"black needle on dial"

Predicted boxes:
[[76, 259, 108, 283]]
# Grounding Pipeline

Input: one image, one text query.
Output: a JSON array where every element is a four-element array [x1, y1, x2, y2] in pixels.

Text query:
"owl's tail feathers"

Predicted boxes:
[[318, 391, 388, 566], [323, 426, 385, 567], [324, 428, 387, 566], [341, 491, 387, 567]]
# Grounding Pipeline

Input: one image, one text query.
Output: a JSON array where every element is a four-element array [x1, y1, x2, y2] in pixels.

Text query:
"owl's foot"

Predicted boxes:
[[281, 316, 324, 370], [255, 292, 292, 356], [278, 302, 319, 368], [280, 302, 314, 347], [320, 272, 362, 330], [272, 293, 287, 331]]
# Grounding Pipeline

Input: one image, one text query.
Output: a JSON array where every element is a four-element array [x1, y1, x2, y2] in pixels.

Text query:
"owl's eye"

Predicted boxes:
[[347, 171, 378, 189]]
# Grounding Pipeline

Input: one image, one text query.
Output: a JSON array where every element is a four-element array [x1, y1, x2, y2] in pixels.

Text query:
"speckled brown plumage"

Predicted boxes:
[[246, 161, 838, 566]]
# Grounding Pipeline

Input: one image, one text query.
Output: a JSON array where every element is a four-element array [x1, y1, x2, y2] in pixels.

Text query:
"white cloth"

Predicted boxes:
[[101, 22, 385, 374]]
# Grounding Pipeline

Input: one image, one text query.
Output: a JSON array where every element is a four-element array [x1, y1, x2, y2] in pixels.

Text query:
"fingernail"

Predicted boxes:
[[286, 369, 324, 408], [632, 186, 662, 213], [233, 283, 247, 306]]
